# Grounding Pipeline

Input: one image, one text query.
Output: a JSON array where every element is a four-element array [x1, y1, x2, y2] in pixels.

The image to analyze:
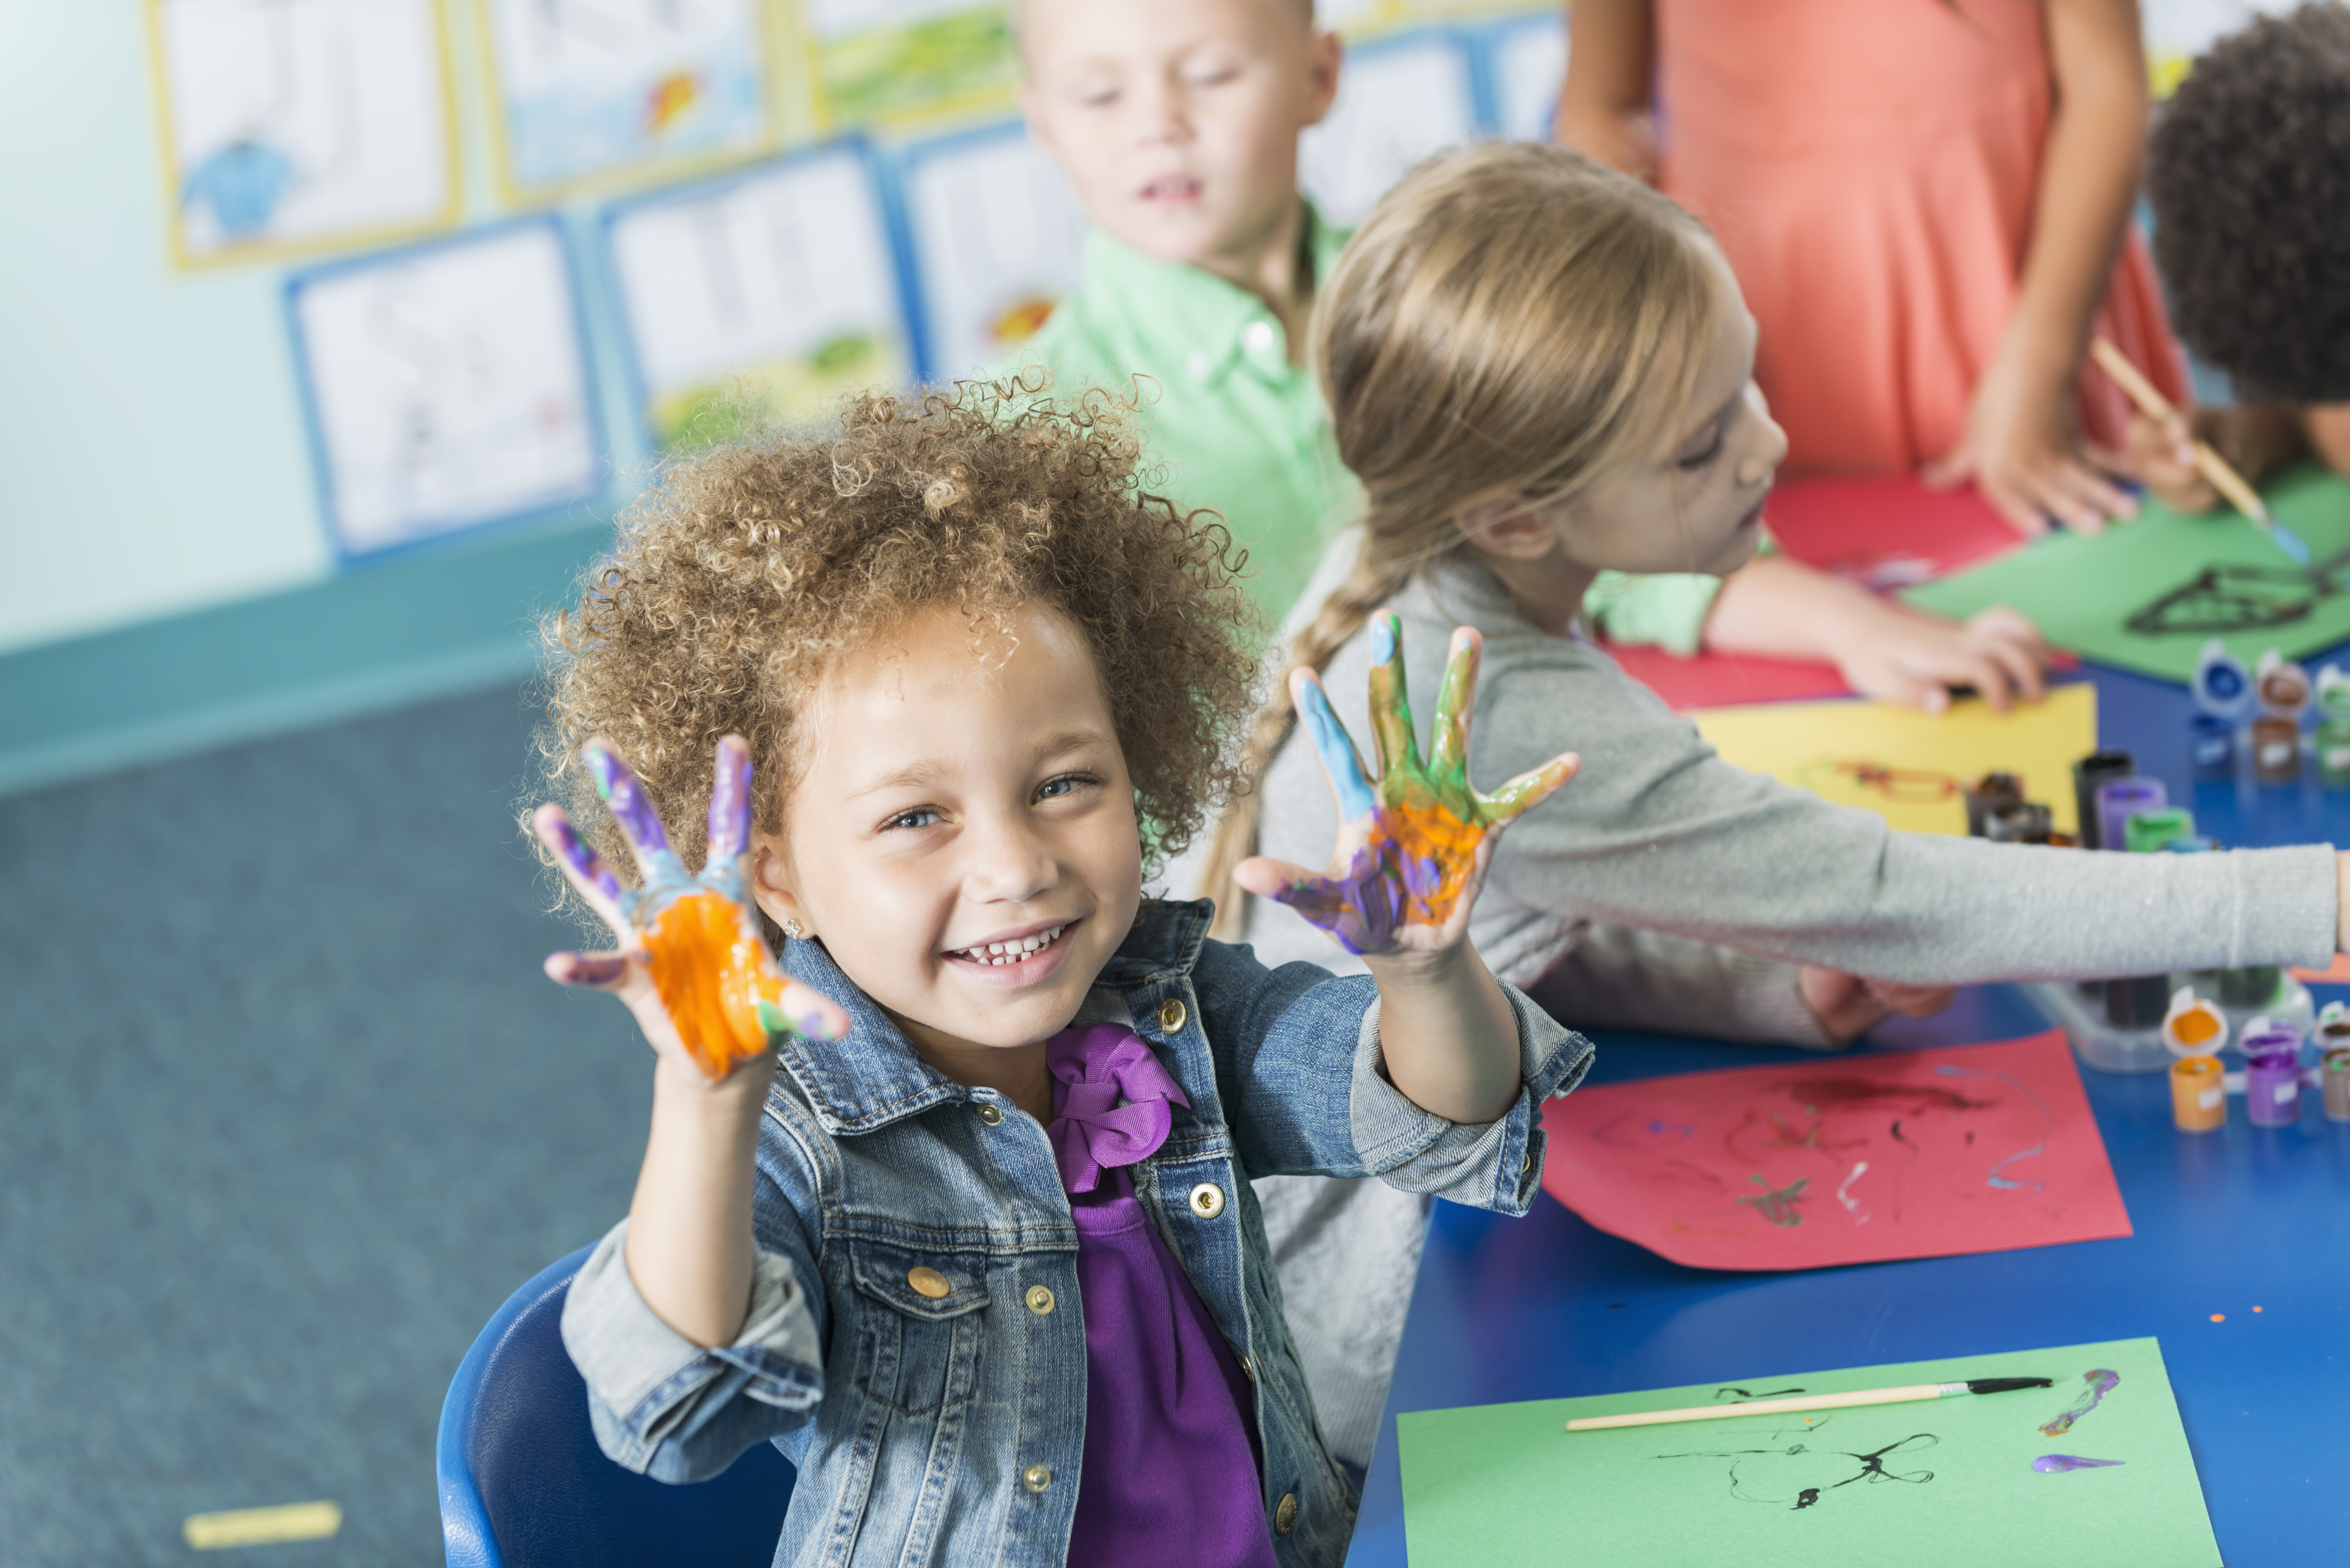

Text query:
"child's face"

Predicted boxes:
[[1537, 250, 1789, 577], [751, 603, 1144, 1061], [1019, 0, 1338, 272]]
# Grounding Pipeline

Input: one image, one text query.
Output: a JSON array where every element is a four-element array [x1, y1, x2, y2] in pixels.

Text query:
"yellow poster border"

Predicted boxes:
[[146, 0, 465, 272]]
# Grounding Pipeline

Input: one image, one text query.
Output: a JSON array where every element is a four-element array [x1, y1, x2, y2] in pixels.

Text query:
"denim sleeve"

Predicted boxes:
[[558, 1184, 826, 1483], [1201, 939, 1594, 1213]]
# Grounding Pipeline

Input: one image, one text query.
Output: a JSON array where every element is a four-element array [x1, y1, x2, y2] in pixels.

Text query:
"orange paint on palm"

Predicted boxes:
[[642, 890, 783, 1078], [1384, 795, 1484, 927]]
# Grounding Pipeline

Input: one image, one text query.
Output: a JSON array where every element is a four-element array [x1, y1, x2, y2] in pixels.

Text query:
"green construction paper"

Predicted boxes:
[[1397, 1337, 2217, 1568], [1902, 463, 2350, 683]]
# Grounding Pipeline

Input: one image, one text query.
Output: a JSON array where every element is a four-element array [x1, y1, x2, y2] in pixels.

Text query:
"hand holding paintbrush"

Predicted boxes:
[[2092, 337, 2312, 566]]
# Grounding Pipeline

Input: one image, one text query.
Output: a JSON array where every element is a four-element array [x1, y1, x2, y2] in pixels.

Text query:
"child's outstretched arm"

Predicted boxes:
[[1232, 617, 1576, 1125], [1921, 0, 2149, 534], [535, 736, 849, 1348], [1555, 0, 1657, 178]]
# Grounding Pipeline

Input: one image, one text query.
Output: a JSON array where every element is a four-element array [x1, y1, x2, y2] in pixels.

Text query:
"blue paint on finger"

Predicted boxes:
[[707, 739, 754, 865], [1300, 679, 1378, 821], [1369, 614, 1398, 666]]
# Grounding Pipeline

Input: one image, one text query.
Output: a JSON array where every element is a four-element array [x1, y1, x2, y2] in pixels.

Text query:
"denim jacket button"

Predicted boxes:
[[907, 1266, 951, 1299], [1023, 1463, 1053, 1493], [1237, 1353, 1255, 1382], [1274, 1492, 1299, 1534], [975, 1102, 1004, 1127], [1157, 997, 1187, 1034], [1188, 1182, 1225, 1219], [1025, 1284, 1055, 1315]]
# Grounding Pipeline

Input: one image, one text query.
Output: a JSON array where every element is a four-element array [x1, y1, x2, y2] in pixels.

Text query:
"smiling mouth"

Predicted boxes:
[[947, 923, 1072, 967], [1140, 175, 1202, 202]]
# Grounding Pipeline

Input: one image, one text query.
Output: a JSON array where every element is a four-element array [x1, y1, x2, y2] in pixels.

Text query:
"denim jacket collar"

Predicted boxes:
[[774, 900, 1215, 1138]]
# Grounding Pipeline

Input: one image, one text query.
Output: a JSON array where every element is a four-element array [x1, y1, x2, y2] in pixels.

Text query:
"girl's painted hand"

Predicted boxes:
[[532, 735, 849, 1081], [1234, 617, 1578, 957], [1826, 601, 2049, 715], [1924, 347, 2137, 537]]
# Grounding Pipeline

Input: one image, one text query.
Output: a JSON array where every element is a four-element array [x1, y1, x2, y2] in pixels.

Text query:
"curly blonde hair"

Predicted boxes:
[[535, 381, 1262, 942]]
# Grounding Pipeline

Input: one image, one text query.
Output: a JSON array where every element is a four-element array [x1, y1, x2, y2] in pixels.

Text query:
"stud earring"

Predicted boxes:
[[782, 918, 805, 941]]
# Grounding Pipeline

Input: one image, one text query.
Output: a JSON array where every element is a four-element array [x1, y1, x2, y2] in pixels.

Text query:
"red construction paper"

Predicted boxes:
[[1604, 645, 1852, 710], [2291, 954, 2350, 984], [1539, 1031, 2131, 1271], [1765, 476, 2025, 586]]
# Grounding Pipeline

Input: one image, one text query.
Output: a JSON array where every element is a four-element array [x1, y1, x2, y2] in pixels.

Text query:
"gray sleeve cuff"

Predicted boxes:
[[1346, 982, 1594, 1214], [1521, 925, 1837, 1050], [2222, 846, 2339, 972], [559, 1220, 823, 1477]]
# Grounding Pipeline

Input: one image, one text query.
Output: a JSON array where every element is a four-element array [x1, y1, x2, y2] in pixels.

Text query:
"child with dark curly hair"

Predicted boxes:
[[2131, 2, 2350, 508], [525, 384, 1588, 1565]]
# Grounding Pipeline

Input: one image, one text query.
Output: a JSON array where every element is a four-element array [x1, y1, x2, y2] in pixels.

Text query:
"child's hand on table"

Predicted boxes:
[[1924, 346, 2137, 537], [2122, 403, 2308, 515], [1799, 966, 1955, 1046], [1234, 618, 1576, 1124], [533, 735, 849, 1087], [1823, 600, 2049, 715]]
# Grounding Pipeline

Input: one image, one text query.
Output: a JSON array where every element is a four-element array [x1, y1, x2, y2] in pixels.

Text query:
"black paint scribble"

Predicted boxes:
[[2125, 562, 2333, 636], [1659, 1432, 1939, 1510], [1716, 1387, 1807, 1402]]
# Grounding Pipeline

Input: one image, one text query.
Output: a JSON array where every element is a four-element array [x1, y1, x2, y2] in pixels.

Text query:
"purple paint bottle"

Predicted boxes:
[[2094, 778, 2167, 856], [2240, 1019, 2305, 1128]]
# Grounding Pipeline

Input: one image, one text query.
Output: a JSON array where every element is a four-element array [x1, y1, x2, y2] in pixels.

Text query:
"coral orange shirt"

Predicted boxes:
[[1656, 0, 2186, 475]]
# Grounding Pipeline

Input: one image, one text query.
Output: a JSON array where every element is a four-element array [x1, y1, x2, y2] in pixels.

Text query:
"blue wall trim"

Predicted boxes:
[[0, 514, 616, 799]]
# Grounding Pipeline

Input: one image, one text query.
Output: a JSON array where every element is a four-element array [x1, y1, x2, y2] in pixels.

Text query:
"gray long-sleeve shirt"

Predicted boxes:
[[1247, 549, 2339, 1002]]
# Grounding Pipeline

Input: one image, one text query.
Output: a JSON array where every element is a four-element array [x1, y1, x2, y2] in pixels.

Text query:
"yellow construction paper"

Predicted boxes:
[[184, 1501, 342, 1549], [1689, 683, 2097, 837]]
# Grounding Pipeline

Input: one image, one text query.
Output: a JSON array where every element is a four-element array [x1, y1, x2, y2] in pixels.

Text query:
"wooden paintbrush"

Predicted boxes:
[[2088, 335, 2311, 566], [1565, 1377, 2055, 1432]]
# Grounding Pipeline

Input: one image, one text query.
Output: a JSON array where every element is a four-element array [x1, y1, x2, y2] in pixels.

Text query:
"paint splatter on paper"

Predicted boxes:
[[2040, 1369, 2120, 1436], [1539, 1032, 2132, 1270], [2034, 1454, 2125, 1473]]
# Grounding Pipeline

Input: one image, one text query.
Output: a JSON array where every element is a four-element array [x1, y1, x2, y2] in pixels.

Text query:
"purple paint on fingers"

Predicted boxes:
[[544, 812, 625, 906], [707, 740, 754, 864], [2033, 1455, 2124, 1473], [1271, 841, 1409, 955], [585, 744, 673, 856], [551, 953, 629, 988]]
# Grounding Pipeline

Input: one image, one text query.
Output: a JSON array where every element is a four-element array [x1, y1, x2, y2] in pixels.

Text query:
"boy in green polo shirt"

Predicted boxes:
[[996, 0, 2053, 705]]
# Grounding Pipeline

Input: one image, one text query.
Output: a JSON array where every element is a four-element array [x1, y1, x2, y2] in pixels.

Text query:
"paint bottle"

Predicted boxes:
[[2250, 716, 2302, 785], [2123, 808, 2196, 854], [1984, 802, 2054, 844], [2217, 965, 2284, 1008], [2316, 668, 2350, 788], [2170, 1055, 2227, 1133], [2314, 1004, 2350, 1123], [1964, 772, 2025, 837], [2191, 641, 2254, 780], [2071, 750, 2135, 850], [2239, 1018, 2305, 1128], [2095, 779, 2167, 856], [2163, 987, 2229, 1056], [2256, 649, 2313, 719]]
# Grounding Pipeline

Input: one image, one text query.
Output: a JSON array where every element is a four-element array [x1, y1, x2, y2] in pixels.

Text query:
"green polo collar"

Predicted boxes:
[[1076, 202, 1351, 392]]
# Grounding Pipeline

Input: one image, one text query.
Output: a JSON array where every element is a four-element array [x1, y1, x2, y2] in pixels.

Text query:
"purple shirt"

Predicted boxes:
[[1047, 1024, 1278, 1568]]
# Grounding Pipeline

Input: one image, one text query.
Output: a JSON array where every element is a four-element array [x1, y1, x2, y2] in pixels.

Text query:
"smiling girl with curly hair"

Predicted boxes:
[[525, 382, 1588, 1565]]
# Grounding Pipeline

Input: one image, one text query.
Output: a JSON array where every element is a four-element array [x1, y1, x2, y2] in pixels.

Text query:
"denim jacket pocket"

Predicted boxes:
[[844, 1237, 992, 1418]]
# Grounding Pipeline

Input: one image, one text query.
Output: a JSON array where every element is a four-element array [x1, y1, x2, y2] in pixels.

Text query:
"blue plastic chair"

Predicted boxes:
[[438, 1244, 797, 1568]]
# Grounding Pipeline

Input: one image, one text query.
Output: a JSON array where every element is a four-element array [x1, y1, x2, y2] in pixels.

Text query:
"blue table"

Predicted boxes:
[[1344, 657, 2350, 1565]]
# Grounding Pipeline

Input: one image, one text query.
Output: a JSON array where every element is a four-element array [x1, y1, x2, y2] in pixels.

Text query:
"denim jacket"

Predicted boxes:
[[561, 899, 1592, 1567]]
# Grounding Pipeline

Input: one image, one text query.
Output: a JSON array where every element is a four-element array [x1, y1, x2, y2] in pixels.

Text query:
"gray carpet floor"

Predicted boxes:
[[0, 686, 651, 1565]]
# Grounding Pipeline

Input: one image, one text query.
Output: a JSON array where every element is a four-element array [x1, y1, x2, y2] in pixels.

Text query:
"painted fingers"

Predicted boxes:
[[1294, 671, 1377, 823], [583, 739, 688, 886]]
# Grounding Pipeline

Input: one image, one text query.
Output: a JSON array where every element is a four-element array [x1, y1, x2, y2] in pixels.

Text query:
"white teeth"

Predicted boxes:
[[956, 925, 1065, 965]]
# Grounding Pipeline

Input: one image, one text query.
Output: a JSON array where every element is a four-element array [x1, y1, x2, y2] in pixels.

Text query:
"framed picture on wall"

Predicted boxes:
[[601, 140, 914, 451], [474, 0, 778, 203], [284, 218, 607, 562], [895, 122, 1089, 384], [1483, 11, 1566, 145], [147, 0, 459, 268], [804, 0, 1019, 129], [1300, 28, 1482, 227]]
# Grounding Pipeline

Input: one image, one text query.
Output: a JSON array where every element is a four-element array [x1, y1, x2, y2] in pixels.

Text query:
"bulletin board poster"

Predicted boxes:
[[899, 124, 1089, 382], [148, 0, 458, 268], [1487, 12, 1567, 144], [604, 143, 912, 449], [477, 0, 775, 201], [1299, 30, 1482, 226], [285, 220, 606, 560], [803, 0, 1019, 129]]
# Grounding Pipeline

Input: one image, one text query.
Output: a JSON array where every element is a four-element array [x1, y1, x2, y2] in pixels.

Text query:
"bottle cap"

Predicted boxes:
[[2192, 640, 2253, 720], [2161, 987, 2229, 1059], [2256, 649, 2312, 718], [2319, 666, 2350, 724]]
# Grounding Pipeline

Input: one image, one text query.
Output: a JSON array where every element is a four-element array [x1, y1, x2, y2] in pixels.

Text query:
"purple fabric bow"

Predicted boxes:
[[1044, 1023, 1191, 1194]]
